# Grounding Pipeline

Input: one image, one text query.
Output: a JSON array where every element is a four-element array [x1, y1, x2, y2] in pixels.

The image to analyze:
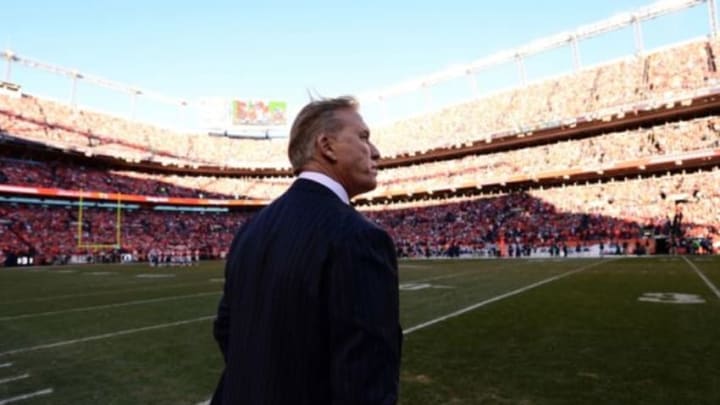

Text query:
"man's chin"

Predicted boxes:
[[356, 181, 378, 196]]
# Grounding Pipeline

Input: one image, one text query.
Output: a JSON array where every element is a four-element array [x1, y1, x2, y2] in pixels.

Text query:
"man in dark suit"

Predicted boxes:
[[211, 96, 402, 404]]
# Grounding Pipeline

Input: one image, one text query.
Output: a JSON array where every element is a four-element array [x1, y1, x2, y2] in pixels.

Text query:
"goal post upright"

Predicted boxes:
[[116, 195, 122, 249], [76, 194, 123, 250], [77, 194, 83, 247]]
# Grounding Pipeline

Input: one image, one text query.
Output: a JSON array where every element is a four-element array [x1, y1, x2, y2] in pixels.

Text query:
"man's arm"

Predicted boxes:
[[213, 259, 232, 362], [213, 222, 248, 362], [328, 226, 402, 404], [213, 290, 230, 362]]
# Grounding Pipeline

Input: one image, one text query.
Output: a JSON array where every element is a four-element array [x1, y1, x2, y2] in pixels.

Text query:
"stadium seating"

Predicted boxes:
[[0, 204, 249, 265], [1, 39, 717, 167], [2, 114, 717, 202], [363, 168, 719, 257], [1, 166, 717, 263], [1, 37, 719, 264]]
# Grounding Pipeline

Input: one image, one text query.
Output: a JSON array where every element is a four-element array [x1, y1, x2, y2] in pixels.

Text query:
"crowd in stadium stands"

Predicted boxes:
[[0, 204, 250, 266], [362, 168, 719, 257], [0, 158, 230, 199], [3, 114, 717, 202], [529, 169, 720, 241], [1, 167, 717, 265], [0, 157, 292, 201], [0, 39, 718, 167], [2, 38, 719, 265], [373, 39, 717, 155], [368, 116, 720, 197]]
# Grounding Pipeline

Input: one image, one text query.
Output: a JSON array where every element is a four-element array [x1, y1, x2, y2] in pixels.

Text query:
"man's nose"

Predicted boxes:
[[370, 142, 380, 160]]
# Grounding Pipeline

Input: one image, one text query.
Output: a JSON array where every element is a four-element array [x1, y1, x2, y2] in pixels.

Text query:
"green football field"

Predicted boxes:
[[1, 256, 719, 404]]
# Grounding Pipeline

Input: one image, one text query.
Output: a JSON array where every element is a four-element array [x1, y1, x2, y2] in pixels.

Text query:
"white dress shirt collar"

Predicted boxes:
[[298, 171, 350, 205]]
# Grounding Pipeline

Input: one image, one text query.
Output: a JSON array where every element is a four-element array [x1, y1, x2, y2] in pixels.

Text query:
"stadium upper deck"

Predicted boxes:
[[1, 0, 719, 168], [1, 37, 719, 170], [1, 115, 717, 202]]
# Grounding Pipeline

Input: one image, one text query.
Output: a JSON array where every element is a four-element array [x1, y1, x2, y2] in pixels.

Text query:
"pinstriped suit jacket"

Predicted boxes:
[[212, 178, 402, 404]]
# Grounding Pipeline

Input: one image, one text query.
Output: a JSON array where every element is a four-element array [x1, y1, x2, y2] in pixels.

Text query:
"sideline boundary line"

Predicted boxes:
[[403, 259, 611, 335], [0, 316, 214, 357], [0, 388, 53, 405], [682, 256, 720, 299], [0, 291, 220, 321]]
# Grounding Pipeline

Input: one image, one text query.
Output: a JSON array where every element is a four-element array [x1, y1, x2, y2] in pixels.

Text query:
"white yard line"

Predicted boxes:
[[0, 363, 11, 368], [0, 281, 214, 305], [0, 316, 215, 357], [682, 256, 720, 299], [0, 292, 220, 321], [0, 374, 29, 385], [403, 260, 610, 335], [405, 270, 480, 284], [0, 388, 53, 405]]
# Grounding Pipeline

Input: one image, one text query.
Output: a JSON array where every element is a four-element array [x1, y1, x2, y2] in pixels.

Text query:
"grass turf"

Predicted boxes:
[[1, 256, 719, 404]]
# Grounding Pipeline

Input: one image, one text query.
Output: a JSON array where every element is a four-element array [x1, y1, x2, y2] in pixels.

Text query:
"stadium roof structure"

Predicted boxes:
[[357, 0, 716, 102], [1, 49, 188, 109], [0, 0, 717, 127]]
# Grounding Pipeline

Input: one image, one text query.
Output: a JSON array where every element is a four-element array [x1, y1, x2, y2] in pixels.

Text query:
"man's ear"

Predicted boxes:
[[316, 133, 337, 162]]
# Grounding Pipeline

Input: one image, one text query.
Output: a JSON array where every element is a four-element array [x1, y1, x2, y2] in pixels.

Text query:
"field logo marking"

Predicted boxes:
[[399, 283, 454, 291], [403, 259, 612, 335], [681, 256, 720, 299], [638, 292, 706, 304], [0, 388, 53, 405]]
